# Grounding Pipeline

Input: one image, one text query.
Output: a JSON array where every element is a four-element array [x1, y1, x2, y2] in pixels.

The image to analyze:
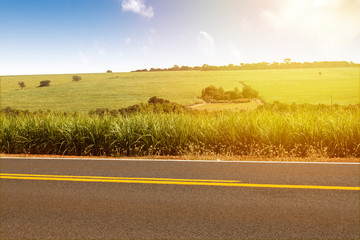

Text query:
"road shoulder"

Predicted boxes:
[[1, 154, 359, 163]]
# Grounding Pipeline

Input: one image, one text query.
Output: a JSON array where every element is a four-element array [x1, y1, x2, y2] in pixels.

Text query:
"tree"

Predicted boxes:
[[106, 70, 112, 73], [171, 65, 180, 71], [18, 81, 25, 90], [180, 65, 191, 71], [39, 80, 51, 87], [229, 87, 243, 100], [202, 85, 219, 102], [72, 75, 81, 82], [201, 85, 249, 102], [148, 96, 170, 104], [242, 86, 258, 98]]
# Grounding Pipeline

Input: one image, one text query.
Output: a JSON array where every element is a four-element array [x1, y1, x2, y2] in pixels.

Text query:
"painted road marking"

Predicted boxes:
[[1, 173, 359, 191], [0, 173, 239, 183]]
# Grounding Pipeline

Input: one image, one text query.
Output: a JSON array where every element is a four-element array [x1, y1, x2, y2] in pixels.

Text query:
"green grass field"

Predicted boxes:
[[1, 67, 359, 112], [242, 67, 360, 105]]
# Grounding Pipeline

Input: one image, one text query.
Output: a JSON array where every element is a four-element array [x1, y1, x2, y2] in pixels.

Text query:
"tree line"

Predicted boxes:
[[133, 61, 359, 72]]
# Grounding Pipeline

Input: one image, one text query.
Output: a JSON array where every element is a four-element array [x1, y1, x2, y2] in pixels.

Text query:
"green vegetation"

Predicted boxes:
[[134, 61, 359, 72], [202, 85, 243, 102], [242, 68, 360, 105], [1, 67, 358, 112], [39, 80, 51, 87], [1, 104, 359, 158], [72, 75, 81, 82], [18, 81, 25, 90], [201, 85, 258, 102], [89, 97, 189, 116]]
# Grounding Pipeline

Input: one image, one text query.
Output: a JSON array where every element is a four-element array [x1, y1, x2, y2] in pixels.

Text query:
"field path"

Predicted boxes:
[[255, 98, 264, 105], [186, 102, 207, 109]]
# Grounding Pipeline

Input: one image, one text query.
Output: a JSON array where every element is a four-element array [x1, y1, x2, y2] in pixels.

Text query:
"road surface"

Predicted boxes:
[[1, 157, 359, 239]]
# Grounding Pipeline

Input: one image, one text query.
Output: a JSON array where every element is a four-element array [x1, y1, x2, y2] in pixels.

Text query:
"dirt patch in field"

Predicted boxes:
[[186, 103, 206, 109], [1, 154, 359, 162]]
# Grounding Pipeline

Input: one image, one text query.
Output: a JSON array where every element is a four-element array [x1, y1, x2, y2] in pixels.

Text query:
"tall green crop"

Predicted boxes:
[[1, 108, 359, 157]]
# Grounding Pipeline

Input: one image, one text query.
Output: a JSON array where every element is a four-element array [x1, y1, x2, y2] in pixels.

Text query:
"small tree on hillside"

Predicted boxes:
[[229, 87, 243, 100], [148, 96, 170, 104], [202, 85, 220, 102], [72, 75, 81, 82], [106, 70, 112, 73], [39, 80, 51, 87], [18, 81, 25, 90], [242, 86, 259, 98]]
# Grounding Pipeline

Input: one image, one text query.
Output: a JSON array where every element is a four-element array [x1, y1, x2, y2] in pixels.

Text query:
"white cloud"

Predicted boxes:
[[262, 0, 360, 55], [197, 31, 216, 56], [121, 0, 154, 18], [78, 50, 88, 64]]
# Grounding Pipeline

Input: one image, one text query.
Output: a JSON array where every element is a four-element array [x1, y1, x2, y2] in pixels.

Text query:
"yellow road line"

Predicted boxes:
[[0, 173, 359, 191], [0, 173, 239, 183]]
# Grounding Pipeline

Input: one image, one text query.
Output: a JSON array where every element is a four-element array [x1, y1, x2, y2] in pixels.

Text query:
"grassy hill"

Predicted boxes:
[[1, 67, 359, 112], [241, 67, 359, 105]]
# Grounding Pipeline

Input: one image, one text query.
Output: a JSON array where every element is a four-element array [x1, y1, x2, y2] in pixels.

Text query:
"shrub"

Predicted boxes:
[[228, 87, 243, 100], [89, 97, 187, 116], [201, 86, 247, 102], [72, 75, 81, 82], [201, 85, 221, 102], [106, 70, 112, 73], [39, 80, 51, 87], [148, 96, 170, 104], [242, 86, 258, 98], [18, 81, 25, 89]]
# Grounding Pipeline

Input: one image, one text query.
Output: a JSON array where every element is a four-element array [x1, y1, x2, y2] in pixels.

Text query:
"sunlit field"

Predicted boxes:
[[242, 67, 359, 105], [1, 67, 359, 112], [1, 67, 359, 158]]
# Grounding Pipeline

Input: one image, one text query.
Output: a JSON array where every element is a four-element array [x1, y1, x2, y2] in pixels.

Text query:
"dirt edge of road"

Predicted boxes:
[[1, 154, 359, 162]]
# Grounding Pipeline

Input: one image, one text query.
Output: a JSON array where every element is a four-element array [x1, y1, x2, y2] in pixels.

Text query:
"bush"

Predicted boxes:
[[39, 80, 51, 87], [89, 97, 187, 116], [18, 81, 25, 89], [201, 86, 247, 102], [106, 70, 112, 73], [148, 96, 170, 104], [242, 86, 258, 98], [72, 75, 81, 82]]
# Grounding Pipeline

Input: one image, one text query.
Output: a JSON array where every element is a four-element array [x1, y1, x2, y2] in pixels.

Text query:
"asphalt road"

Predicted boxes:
[[1, 157, 359, 239]]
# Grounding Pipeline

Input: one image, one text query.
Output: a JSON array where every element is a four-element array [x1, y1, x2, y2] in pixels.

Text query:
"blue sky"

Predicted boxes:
[[1, 0, 360, 75]]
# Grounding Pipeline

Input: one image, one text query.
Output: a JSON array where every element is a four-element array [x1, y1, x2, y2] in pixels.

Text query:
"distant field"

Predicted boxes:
[[1, 67, 359, 112], [242, 67, 359, 105]]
